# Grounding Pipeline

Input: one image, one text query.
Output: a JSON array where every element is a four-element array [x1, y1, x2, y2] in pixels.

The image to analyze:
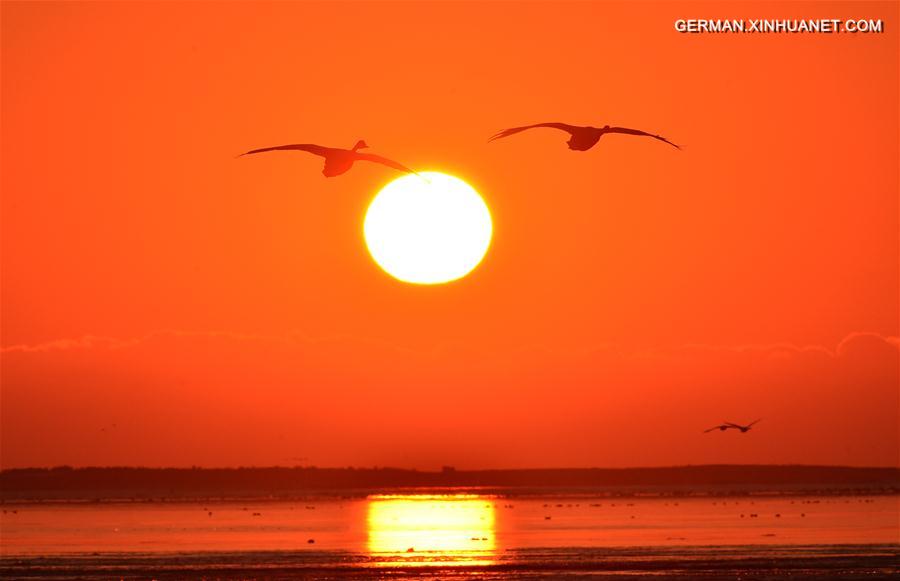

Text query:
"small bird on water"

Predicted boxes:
[[489, 122, 680, 151], [240, 140, 416, 177], [704, 419, 762, 433]]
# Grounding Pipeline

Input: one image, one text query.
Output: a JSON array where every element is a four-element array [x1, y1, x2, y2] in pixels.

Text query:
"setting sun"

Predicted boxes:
[[364, 172, 492, 284]]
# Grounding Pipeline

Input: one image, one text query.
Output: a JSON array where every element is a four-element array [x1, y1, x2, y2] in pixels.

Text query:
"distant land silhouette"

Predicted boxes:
[[1, 465, 896, 501]]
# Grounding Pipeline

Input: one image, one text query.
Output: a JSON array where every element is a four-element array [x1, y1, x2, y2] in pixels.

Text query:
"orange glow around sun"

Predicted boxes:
[[0, 0, 897, 471]]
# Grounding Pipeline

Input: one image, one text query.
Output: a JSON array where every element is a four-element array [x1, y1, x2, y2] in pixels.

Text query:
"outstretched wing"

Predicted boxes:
[[489, 122, 579, 142], [354, 152, 417, 175], [704, 425, 724, 433], [240, 143, 330, 157], [604, 127, 680, 149], [746, 419, 761, 428]]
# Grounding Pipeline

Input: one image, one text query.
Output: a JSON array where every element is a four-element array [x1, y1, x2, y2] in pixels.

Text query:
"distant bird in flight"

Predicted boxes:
[[240, 140, 416, 177], [704, 420, 762, 433], [489, 122, 680, 151]]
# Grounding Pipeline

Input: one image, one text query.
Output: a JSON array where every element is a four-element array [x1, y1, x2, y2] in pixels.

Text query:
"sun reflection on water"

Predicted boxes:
[[366, 494, 496, 566]]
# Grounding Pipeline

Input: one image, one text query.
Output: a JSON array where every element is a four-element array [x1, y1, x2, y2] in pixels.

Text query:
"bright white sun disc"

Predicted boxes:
[[364, 172, 492, 284]]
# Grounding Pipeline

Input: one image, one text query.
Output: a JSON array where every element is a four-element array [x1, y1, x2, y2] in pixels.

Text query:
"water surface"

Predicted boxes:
[[1, 492, 897, 578]]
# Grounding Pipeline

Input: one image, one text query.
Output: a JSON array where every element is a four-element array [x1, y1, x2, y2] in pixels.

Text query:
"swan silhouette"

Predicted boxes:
[[489, 122, 680, 151], [240, 140, 416, 177], [704, 419, 761, 433]]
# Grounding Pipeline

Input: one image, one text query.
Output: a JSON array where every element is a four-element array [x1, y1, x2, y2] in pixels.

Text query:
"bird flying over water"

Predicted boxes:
[[489, 122, 680, 151], [704, 419, 761, 433], [240, 140, 416, 177]]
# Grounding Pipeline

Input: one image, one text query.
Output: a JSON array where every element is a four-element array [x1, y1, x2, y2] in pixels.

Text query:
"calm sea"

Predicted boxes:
[[1, 492, 898, 578]]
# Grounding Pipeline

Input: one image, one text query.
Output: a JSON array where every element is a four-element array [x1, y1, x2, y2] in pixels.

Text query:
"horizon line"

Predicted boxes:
[[4, 462, 899, 473]]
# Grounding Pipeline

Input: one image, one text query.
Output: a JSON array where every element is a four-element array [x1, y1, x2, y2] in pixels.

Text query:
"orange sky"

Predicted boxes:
[[2, 1, 897, 469]]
